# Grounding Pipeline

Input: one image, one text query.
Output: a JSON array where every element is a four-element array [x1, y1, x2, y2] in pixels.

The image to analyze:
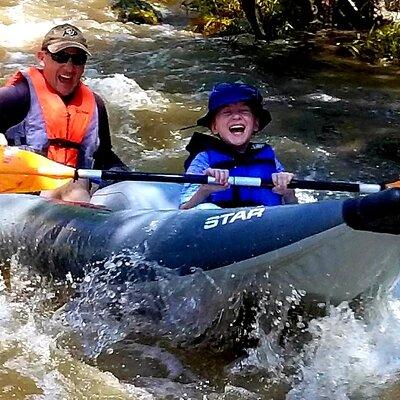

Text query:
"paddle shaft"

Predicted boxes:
[[0, 147, 392, 194], [77, 169, 384, 194]]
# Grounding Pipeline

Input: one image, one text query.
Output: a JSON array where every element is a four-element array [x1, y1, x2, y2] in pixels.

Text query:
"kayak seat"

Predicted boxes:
[[90, 181, 182, 211]]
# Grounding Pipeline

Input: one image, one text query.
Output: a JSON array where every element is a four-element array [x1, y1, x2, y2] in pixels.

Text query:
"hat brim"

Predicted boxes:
[[47, 41, 91, 56], [196, 112, 213, 128], [197, 108, 272, 131]]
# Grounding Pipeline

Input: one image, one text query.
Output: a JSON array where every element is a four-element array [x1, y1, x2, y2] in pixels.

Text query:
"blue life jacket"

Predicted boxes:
[[184, 132, 283, 208]]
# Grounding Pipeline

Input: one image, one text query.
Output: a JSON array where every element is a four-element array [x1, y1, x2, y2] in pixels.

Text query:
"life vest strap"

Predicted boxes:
[[48, 138, 81, 150]]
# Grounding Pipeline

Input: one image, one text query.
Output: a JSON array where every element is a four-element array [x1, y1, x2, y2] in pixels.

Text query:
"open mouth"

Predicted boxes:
[[58, 74, 73, 84], [229, 124, 245, 134]]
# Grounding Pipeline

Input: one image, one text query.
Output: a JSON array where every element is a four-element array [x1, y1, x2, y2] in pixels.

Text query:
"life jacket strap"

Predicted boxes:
[[47, 138, 81, 150]]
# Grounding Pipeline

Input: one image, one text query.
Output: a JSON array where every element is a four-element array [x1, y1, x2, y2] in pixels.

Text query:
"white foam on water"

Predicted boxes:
[[0, 260, 153, 399], [295, 190, 318, 204], [305, 93, 343, 103], [0, 1, 134, 51], [287, 289, 400, 400], [0, 269, 68, 396], [146, 23, 197, 38], [0, 19, 50, 49], [85, 73, 169, 112], [223, 279, 400, 399], [140, 147, 183, 160], [0, 1, 94, 49]]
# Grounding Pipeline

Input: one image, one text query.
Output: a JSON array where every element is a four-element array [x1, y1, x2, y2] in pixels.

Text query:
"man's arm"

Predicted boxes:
[[93, 93, 129, 171], [0, 81, 30, 133]]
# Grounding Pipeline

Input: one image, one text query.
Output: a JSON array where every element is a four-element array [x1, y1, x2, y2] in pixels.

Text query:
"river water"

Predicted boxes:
[[1, 0, 400, 399]]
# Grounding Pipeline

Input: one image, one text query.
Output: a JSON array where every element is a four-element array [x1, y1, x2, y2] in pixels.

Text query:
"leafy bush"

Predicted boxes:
[[184, 0, 242, 18], [184, 0, 311, 38], [347, 22, 400, 63], [257, 0, 289, 39], [111, 0, 162, 24], [183, 0, 246, 35]]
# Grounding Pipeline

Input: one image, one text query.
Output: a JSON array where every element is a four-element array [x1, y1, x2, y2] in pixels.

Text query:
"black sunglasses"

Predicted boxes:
[[46, 50, 88, 66]]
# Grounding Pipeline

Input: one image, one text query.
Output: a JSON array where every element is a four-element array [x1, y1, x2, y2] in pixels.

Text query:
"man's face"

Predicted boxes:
[[37, 47, 86, 96], [211, 102, 259, 152]]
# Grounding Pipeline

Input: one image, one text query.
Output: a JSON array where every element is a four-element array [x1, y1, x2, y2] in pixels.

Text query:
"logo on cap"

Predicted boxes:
[[63, 27, 78, 37]]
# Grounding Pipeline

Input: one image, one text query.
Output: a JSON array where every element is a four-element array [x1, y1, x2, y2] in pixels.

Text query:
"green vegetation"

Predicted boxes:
[[110, 0, 399, 66], [183, 0, 241, 15], [348, 23, 400, 64], [182, 0, 320, 39], [182, 0, 246, 36], [182, 0, 294, 38], [182, 0, 400, 65], [111, 0, 162, 24]]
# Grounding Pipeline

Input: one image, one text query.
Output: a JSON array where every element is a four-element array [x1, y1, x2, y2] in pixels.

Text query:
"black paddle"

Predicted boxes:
[[0, 146, 395, 194]]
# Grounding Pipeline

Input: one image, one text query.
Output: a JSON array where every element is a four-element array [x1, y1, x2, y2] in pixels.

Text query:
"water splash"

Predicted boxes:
[[62, 248, 208, 356], [63, 249, 307, 359], [62, 249, 179, 358], [287, 290, 400, 400], [85, 73, 169, 112], [0, 256, 151, 399]]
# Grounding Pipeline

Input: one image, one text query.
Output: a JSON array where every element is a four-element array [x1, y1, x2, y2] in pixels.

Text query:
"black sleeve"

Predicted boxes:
[[93, 93, 130, 171], [0, 81, 30, 132]]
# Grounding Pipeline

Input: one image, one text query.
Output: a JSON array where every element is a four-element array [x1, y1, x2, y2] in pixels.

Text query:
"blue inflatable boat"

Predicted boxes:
[[0, 181, 399, 298], [0, 182, 399, 346]]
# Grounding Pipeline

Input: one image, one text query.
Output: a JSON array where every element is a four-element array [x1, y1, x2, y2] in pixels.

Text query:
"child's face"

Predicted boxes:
[[211, 102, 259, 152]]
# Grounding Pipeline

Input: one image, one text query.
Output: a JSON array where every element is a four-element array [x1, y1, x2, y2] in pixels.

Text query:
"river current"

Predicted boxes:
[[1, 0, 400, 399]]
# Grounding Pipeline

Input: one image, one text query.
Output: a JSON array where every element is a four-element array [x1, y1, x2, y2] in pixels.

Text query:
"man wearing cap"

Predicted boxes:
[[180, 82, 297, 209], [0, 23, 126, 201]]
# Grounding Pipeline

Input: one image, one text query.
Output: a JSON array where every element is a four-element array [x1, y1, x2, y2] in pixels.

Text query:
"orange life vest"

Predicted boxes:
[[7, 67, 96, 167]]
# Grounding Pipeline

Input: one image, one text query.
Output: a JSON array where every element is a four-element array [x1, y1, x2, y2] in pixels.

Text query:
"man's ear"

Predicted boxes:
[[36, 50, 46, 67]]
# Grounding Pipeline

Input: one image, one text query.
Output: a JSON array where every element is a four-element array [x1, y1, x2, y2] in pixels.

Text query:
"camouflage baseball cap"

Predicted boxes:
[[42, 23, 91, 55]]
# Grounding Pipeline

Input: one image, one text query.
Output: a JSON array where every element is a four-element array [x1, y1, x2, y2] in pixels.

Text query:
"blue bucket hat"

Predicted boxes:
[[197, 82, 271, 130]]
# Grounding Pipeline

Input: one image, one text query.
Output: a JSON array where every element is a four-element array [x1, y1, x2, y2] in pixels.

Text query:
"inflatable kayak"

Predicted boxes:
[[0, 182, 399, 345], [0, 148, 400, 346]]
